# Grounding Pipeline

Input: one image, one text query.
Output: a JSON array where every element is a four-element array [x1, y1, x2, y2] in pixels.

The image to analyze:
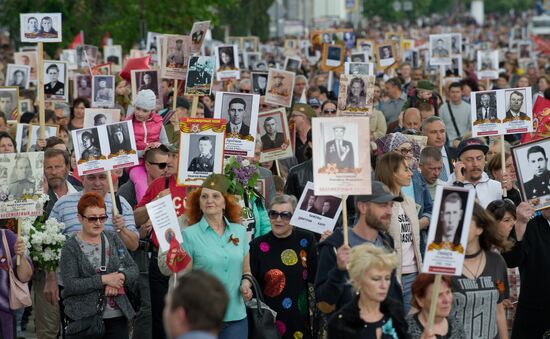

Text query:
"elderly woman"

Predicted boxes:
[[250, 194, 317, 339], [328, 243, 408, 338], [60, 192, 138, 339], [486, 153, 521, 206], [182, 174, 253, 339], [0, 229, 32, 339], [375, 152, 423, 314], [407, 274, 465, 338]]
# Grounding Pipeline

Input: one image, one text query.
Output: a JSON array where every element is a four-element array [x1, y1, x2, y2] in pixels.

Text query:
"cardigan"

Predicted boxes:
[[60, 231, 139, 321]]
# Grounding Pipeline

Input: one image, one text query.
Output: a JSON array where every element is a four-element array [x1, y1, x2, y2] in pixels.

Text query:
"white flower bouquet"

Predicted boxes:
[[21, 210, 66, 272]]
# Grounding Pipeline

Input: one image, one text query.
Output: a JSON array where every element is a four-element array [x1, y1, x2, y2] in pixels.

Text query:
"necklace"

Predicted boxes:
[[464, 251, 484, 278], [465, 248, 482, 259]]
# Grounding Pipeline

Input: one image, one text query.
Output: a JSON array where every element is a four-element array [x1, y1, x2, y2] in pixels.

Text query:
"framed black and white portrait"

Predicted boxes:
[[215, 44, 240, 81], [258, 108, 293, 162], [6, 64, 30, 90], [161, 34, 191, 80], [83, 108, 121, 128], [91, 75, 115, 108], [43, 61, 68, 102], [27, 124, 58, 152], [190, 21, 210, 54], [251, 72, 268, 96], [74, 75, 92, 101], [512, 138, 550, 210], [376, 43, 395, 67], [0, 87, 19, 120], [104, 45, 123, 68], [429, 34, 452, 66], [284, 56, 302, 73], [20, 13, 62, 43], [107, 122, 132, 155], [131, 70, 162, 108], [184, 56, 214, 96], [76, 45, 98, 69]]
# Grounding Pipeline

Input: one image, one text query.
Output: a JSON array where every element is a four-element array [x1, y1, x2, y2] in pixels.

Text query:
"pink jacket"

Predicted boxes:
[[129, 112, 163, 151]]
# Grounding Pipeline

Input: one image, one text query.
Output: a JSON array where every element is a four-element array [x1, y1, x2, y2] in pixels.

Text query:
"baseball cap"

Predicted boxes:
[[308, 98, 321, 107], [456, 138, 488, 157], [355, 181, 404, 204]]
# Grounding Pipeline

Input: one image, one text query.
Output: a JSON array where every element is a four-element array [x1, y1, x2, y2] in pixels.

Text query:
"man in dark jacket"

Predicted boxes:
[[315, 181, 404, 317]]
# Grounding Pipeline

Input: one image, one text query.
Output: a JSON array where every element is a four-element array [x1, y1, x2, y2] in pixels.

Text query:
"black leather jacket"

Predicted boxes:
[[284, 159, 313, 200]]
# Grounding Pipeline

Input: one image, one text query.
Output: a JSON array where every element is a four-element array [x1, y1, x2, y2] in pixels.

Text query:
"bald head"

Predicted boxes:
[[403, 108, 422, 131]]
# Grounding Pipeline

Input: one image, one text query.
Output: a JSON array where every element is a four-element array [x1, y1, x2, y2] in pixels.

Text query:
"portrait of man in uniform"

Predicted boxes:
[[523, 145, 550, 200], [324, 125, 355, 169], [268, 73, 288, 97], [108, 123, 132, 154], [79, 130, 101, 160], [188, 136, 214, 172], [432, 38, 450, 58], [44, 63, 64, 97], [474, 92, 499, 123]]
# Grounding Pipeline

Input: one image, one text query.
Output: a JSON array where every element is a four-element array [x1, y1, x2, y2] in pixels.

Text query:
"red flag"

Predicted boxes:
[[69, 31, 84, 49], [166, 236, 191, 273], [522, 96, 550, 143]]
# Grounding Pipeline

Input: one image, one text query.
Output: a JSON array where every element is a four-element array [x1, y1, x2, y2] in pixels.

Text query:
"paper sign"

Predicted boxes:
[[290, 181, 342, 234], [146, 194, 183, 253]]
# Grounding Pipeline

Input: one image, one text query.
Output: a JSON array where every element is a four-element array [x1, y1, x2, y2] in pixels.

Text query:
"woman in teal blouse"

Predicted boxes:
[[182, 174, 253, 339]]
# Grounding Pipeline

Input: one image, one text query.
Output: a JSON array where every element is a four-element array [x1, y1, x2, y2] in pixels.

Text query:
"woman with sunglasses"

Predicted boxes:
[[250, 194, 318, 339], [60, 192, 139, 339]]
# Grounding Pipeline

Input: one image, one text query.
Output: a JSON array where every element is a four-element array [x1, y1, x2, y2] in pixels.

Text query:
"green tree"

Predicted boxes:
[[216, 0, 274, 41]]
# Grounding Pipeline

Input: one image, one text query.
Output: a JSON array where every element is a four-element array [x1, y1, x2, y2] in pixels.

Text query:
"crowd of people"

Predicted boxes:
[[0, 8, 548, 339]]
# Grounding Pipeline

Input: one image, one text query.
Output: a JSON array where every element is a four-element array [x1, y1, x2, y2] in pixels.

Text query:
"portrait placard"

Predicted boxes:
[[0, 87, 20, 120], [18, 99, 32, 115], [215, 44, 240, 81], [184, 56, 214, 96], [146, 194, 183, 253], [20, 13, 62, 43], [161, 35, 192, 80], [243, 37, 259, 52], [71, 120, 138, 176], [176, 118, 226, 187], [477, 50, 499, 80], [76, 45, 98, 69], [356, 39, 374, 58], [450, 33, 462, 56], [337, 74, 375, 116], [91, 63, 112, 76], [104, 45, 123, 69], [213, 92, 260, 157], [146, 32, 162, 63], [290, 181, 343, 234], [60, 49, 78, 70], [74, 75, 92, 101], [244, 52, 261, 69], [43, 61, 68, 102], [190, 21, 210, 55], [312, 117, 371, 195], [14, 52, 38, 82], [27, 124, 58, 152], [423, 185, 475, 275], [265, 69, 295, 108], [258, 108, 293, 162], [344, 62, 374, 75], [83, 108, 121, 128], [91, 75, 115, 108], [131, 69, 162, 108], [512, 138, 550, 210], [251, 72, 268, 96], [429, 34, 452, 65], [0, 152, 45, 219], [284, 56, 302, 73], [320, 44, 345, 72], [517, 41, 532, 59], [15, 123, 30, 153], [350, 51, 368, 63], [376, 43, 395, 68]]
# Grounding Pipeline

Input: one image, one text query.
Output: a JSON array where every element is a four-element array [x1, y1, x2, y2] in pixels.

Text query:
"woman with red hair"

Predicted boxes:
[[181, 174, 253, 339], [407, 273, 465, 338], [60, 192, 139, 339]]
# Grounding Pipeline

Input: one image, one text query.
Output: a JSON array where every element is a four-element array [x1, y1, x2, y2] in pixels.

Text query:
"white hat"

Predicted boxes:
[[134, 89, 156, 111]]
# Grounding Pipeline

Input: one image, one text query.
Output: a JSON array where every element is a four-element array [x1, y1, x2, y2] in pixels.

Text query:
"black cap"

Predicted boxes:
[[456, 138, 489, 157], [355, 181, 404, 204]]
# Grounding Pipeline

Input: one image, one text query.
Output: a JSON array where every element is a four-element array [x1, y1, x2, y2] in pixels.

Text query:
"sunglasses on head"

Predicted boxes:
[[81, 215, 108, 223], [147, 161, 168, 169], [268, 210, 293, 221]]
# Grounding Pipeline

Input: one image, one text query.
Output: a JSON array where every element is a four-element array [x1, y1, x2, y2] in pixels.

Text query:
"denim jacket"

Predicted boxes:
[[411, 170, 433, 221]]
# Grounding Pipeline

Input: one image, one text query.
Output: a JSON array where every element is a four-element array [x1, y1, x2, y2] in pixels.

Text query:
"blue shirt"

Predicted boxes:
[[48, 191, 139, 237], [182, 217, 249, 322]]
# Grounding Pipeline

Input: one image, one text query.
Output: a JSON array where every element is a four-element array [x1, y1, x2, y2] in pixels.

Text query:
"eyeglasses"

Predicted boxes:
[[147, 162, 168, 169], [268, 210, 293, 221], [323, 109, 337, 115], [81, 215, 108, 223]]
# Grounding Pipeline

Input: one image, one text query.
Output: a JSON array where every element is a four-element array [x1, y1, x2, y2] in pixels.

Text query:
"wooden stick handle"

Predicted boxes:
[[37, 42, 45, 139], [427, 274, 442, 332], [16, 218, 22, 266], [274, 160, 281, 177], [172, 79, 178, 117], [190, 95, 199, 118], [342, 195, 349, 246], [501, 134, 507, 198], [106, 170, 119, 216]]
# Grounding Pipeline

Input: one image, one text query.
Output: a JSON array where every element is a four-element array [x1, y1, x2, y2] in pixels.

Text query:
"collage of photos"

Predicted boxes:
[[20, 13, 62, 43]]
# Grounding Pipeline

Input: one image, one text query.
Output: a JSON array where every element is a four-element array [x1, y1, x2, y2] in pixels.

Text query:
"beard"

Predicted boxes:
[[47, 176, 65, 189], [364, 211, 390, 232]]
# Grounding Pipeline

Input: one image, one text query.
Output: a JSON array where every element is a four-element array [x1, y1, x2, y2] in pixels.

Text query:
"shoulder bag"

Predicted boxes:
[[64, 234, 107, 339], [242, 274, 280, 339], [1, 230, 32, 310]]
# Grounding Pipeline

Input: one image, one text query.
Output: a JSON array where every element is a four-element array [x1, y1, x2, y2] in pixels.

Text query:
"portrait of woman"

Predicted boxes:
[[218, 47, 235, 70], [137, 72, 158, 94], [8, 156, 35, 199], [38, 16, 58, 38], [345, 77, 367, 109]]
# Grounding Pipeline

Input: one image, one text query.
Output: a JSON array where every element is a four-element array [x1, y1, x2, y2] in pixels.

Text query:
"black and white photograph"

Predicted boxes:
[[18, 99, 32, 115], [177, 118, 225, 186], [104, 45, 123, 68], [312, 117, 371, 195], [184, 56, 214, 96], [289, 181, 343, 234], [76, 45, 98, 69], [356, 39, 373, 58], [252, 60, 268, 71], [472, 90, 499, 125], [244, 52, 261, 69], [0, 87, 19, 119], [442, 56, 463, 77], [423, 185, 475, 276], [43, 61, 68, 102], [503, 88, 531, 123], [450, 33, 462, 55], [20, 13, 62, 43], [284, 56, 302, 73], [265, 69, 295, 108], [15, 123, 29, 153], [215, 44, 240, 81], [83, 108, 121, 128], [477, 50, 499, 79], [60, 49, 78, 70], [344, 62, 374, 76], [337, 74, 375, 116], [190, 20, 210, 54], [518, 41, 532, 59], [324, 44, 344, 68], [161, 35, 192, 80], [429, 34, 452, 65], [107, 122, 132, 155], [350, 51, 368, 63], [74, 75, 92, 100], [75, 128, 102, 161], [243, 37, 259, 52], [251, 72, 268, 95], [14, 51, 37, 82], [512, 139, 550, 210], [27, 124, 58, 151], [258, 108, 293, 162], [376, 43, 395, 67], [343, 30, 355, 49], [91, 75, 115, 108], [213, 92, 260, 157], [131, 70, 162, 108], [146, 31, 162, 63], [6, 64, 30, 90]]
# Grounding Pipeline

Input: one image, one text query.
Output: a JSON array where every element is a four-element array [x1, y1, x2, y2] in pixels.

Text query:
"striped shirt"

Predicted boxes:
[[48, 191, 139, 237]]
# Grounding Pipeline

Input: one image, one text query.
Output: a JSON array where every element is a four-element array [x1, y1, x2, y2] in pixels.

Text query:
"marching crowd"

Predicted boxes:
[[0, 9, 549, 339]]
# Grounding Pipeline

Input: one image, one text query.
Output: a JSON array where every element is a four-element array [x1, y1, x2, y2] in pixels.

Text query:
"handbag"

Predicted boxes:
[[65, 234, 108, 338], [242, 274, 280, 339], [1, 230, 32, 310]]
